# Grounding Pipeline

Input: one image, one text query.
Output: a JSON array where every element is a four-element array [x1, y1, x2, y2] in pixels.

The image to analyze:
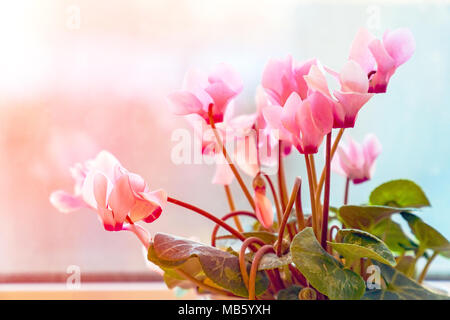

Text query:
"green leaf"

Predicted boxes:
[[329, 229, 395, 266], [290, 227, 365, 300], [339, 205, 404, 230], [370, 218, 417, 253], [401, 212, 450, 252], [277, 285, 303, 300], [148, 233, 269, 297], [256, 252, 292, 270], [364, 261, 449, 300], [369, 179, 430, 208]]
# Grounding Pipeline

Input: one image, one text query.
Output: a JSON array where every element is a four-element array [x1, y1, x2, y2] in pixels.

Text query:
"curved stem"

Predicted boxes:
[[328, 225, 340, 242], [210, 211, 257, 246], [208, 105, 255, 210], [295, 182, 306, 232], [320, 133, 332, 250], [175, 268, 232, 297], [239, 237, 266, 289], [309, 154, 318, 191], [278, 144, 288, 211], [167, 196, 246, 242], [315, 128, 344, 207], [249, 245, 276, 300], [418, 251, 438, 283], [344, 177, 350, 205], [276, 177, 302, 256], [304, 155, 318, 237], [263, 173, 283, 228], [224, 185, 243, 232]]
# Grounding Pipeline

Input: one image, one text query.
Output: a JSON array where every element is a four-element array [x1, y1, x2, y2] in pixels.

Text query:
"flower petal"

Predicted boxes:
[[383, 28, 415, 67], [254, 192, 273, 229], [167, 91, 204, 115], [108, 174, 136, 224], [349, 28, 376, 74], [49, 191, 86, 213]]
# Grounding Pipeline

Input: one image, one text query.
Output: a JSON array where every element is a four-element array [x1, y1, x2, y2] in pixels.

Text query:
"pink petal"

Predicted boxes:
[[90, 150, 122, 182], [363, 134, 382, 165], [261, 55, 296, 105], [208, 63, 243, 93], [303, 65, 332, 99], [339, 60, 369, 93], [383, 28, 415, 67], [281, 92, 302, 136], [333, 91, 373, 128], [93, 172, 109, 208], [346, 136, 365, 168], [128, 172, 146, 194], [368, 39, 396, 74], [134, 189, 167, 223], [49, 191, 86, 213], [293, 58, 317, 100], [349, 28, 376, 74], [254, 192, 273, 229], [212, 153, 234, 185], [108, 174, 136, 224], [308, 92, 334, 135], [296, 101, 323, 154], [167, 91, 204, 115], [205, 81, 237, 117]]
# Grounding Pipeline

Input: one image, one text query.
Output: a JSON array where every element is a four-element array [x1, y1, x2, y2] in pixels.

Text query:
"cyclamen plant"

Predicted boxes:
[[51, 27, 450, 300]]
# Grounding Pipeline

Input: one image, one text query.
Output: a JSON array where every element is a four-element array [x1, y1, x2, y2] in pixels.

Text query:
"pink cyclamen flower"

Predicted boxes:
[[262, 54, 316, 105], [50, 150, 167, 248], [332, 134, 382, 184], [349, 28, 415, 93], [253, 175, 273, 229], [186, 103, 259, 185], [304, 63, 374, 128], [262, 91, 333, 154], [167, 63, 243, 123]]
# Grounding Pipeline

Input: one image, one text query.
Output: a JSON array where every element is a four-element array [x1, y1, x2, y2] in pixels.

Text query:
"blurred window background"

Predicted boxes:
[[0, 0, 449, 278]]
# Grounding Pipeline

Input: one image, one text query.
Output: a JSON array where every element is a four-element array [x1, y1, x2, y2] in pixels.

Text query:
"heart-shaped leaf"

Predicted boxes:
[[364, 261, 449, 300], [256, 252, 292, 270], [329, 229, 395, 266], [400, 212, 450, 253], [370, 218, 418, 253], [369, 180, 430, 208], [148, 233, 269, 297], [290, 227, 365, 300], [339, 205, 404, 230]]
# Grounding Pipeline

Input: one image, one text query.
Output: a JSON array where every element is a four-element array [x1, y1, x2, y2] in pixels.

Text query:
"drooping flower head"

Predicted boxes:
[[262, 91, 334, 154], [167, 63, 243, 123], [50, 151, 167, 248], [332, 134, 382, 184], [304, 62, 374, 128], [186, 103, 259, 186], [349, 28, 415, 93], [262, 54, 316, 105]]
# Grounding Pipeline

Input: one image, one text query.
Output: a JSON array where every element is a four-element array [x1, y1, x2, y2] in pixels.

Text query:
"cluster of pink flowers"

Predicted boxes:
[[50, 27, 414, 245]]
